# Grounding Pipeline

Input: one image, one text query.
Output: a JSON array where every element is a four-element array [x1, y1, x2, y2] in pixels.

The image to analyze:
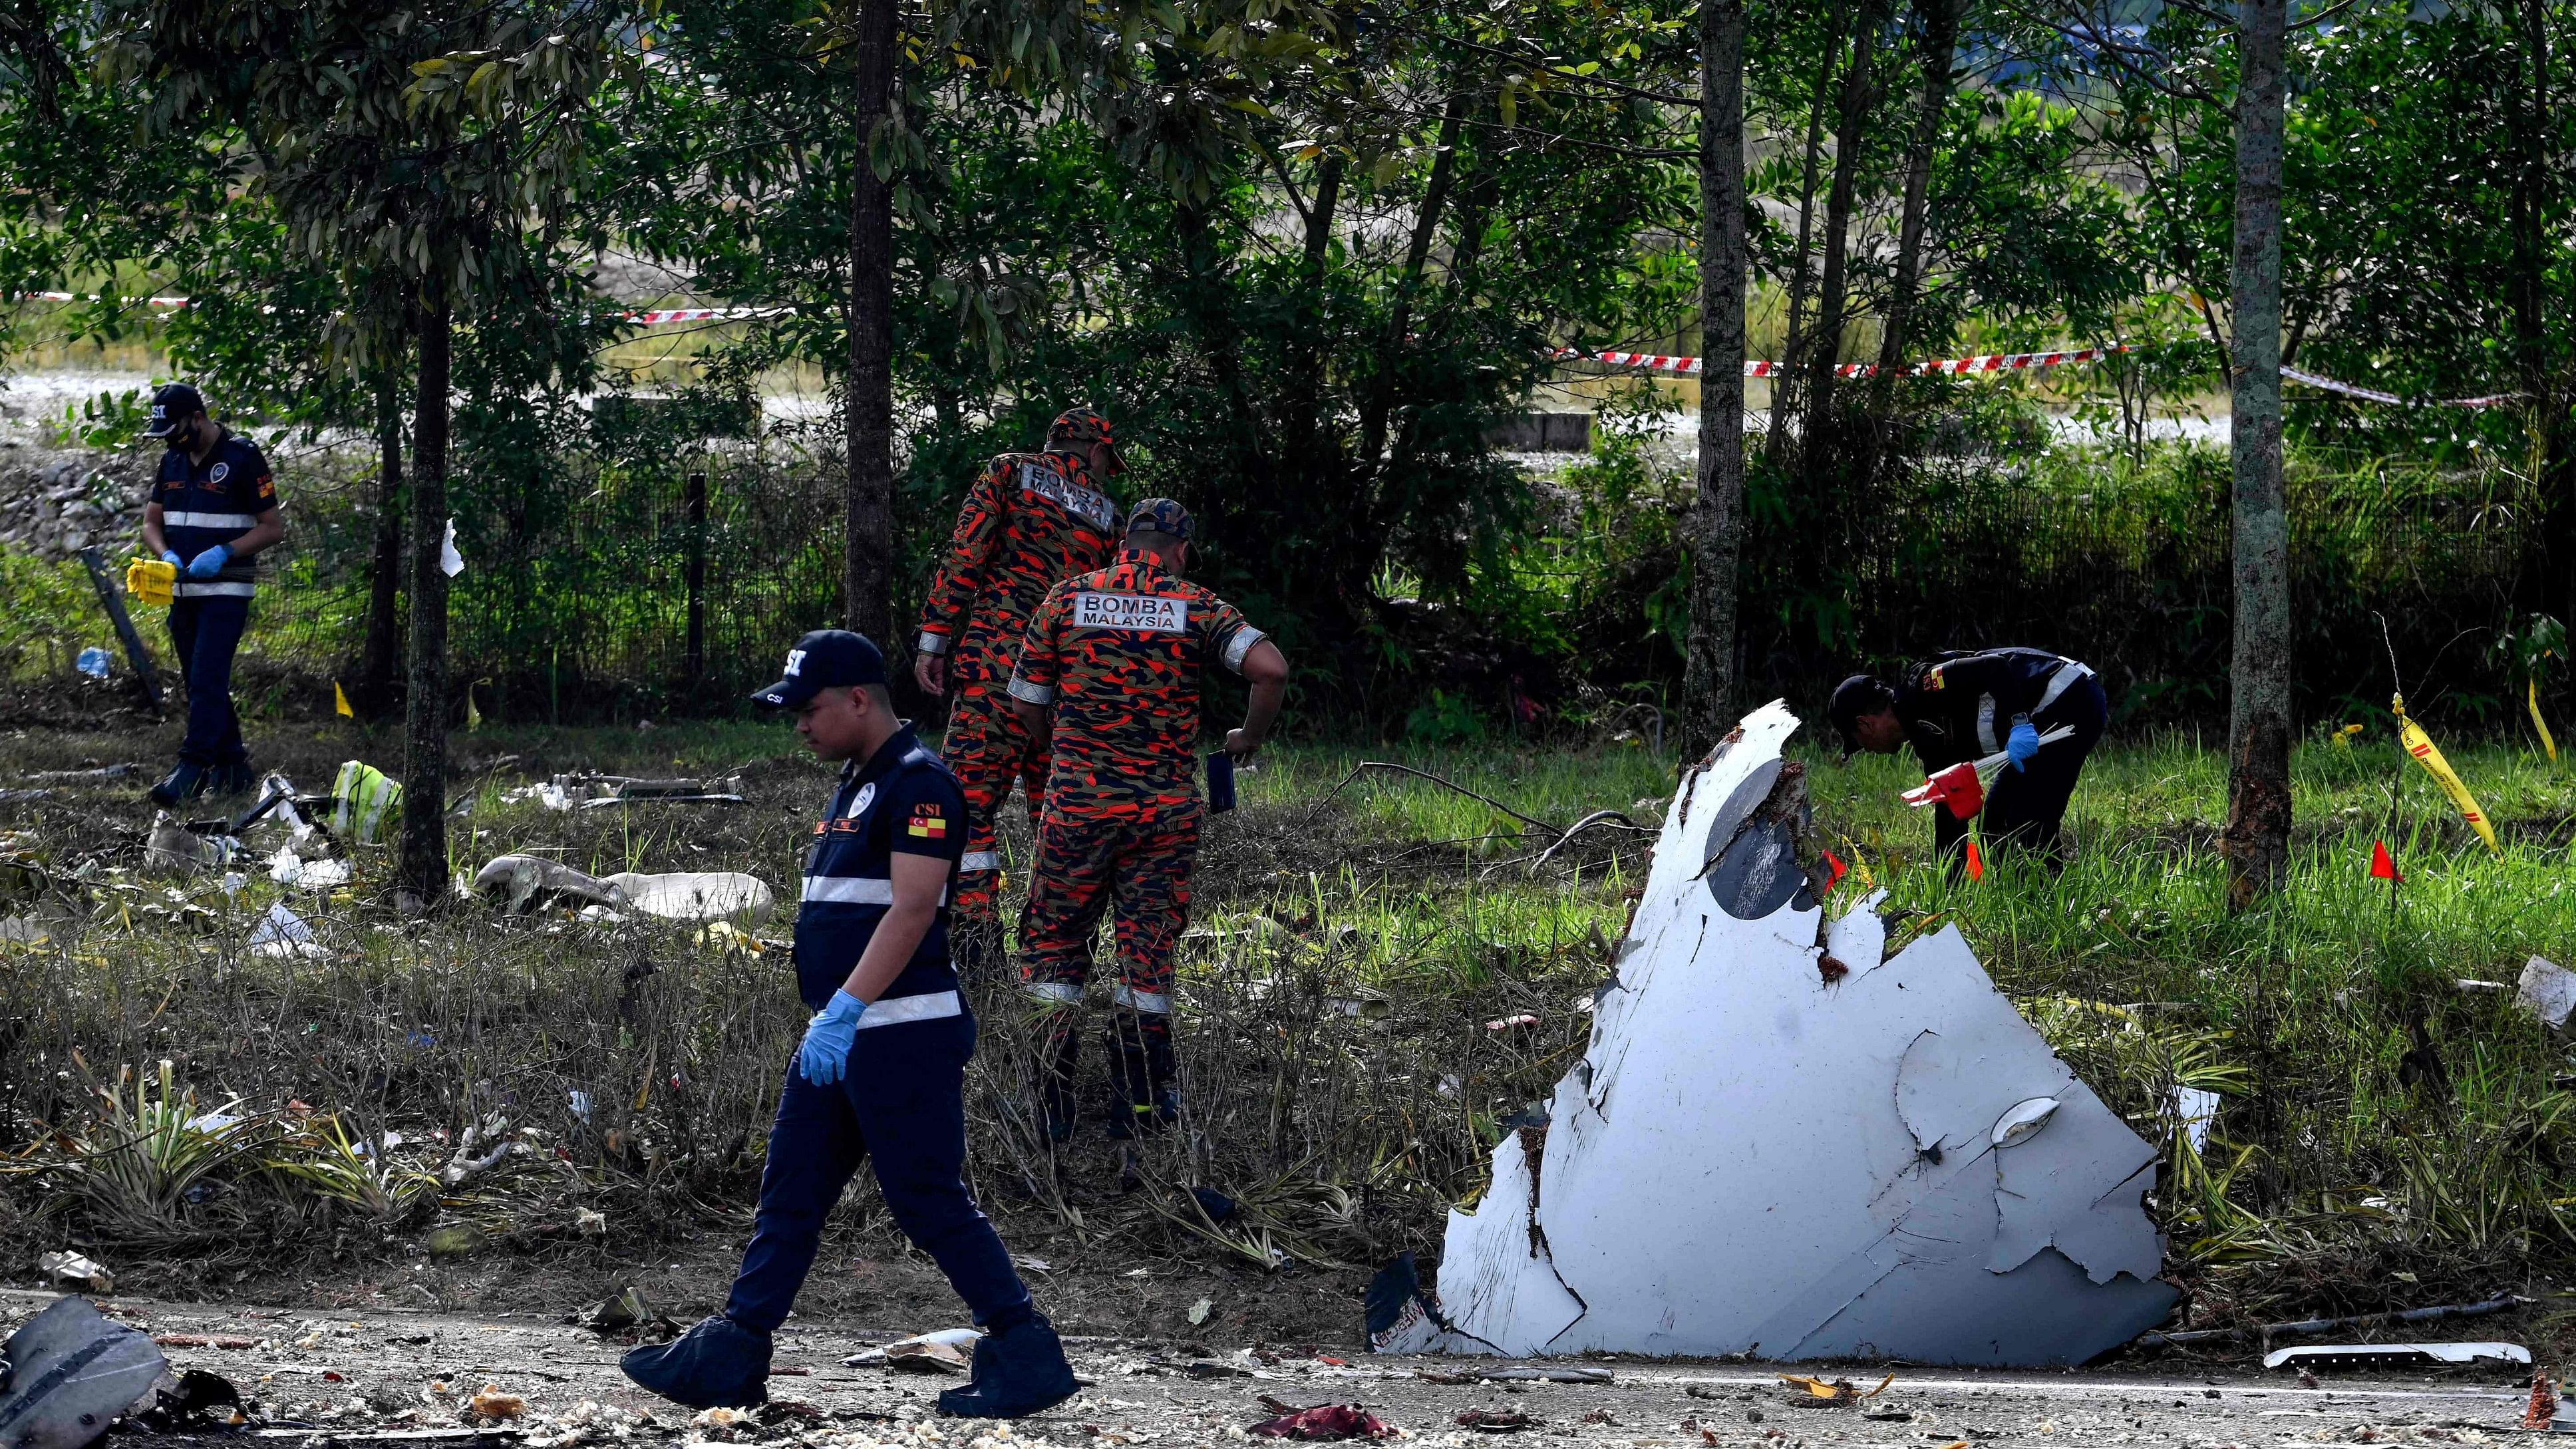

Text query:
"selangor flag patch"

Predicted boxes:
[[907, 804, 948, 840]]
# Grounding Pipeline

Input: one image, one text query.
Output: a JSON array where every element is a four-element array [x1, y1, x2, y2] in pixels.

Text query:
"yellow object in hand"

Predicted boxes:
[[124, 556, 176, 606]]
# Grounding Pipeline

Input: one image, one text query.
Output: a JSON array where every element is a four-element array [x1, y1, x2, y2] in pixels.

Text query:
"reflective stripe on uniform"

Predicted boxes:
[[174, 581, 256, 599], [1025, 980, 1084, 1005], [916, 631, 949, 655], [1222, 626, 1266, 673], [1110, 983, 1171, 1015], [856, 989, 963, 1029], [959, 850, 999, 873], [802, 875, 949, 907], [160, 510, 259, 528], [1007, 673, 1054, 705], [2032, 660, 2094, 715]]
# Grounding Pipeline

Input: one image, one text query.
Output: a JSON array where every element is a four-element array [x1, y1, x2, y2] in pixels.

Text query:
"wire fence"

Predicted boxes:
[[204, 440, 2541, 730]]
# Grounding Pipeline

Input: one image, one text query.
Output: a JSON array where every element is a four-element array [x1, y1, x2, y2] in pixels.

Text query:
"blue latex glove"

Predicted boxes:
[[185, 543, 231, 578], [160, 550, 184, 568], [796, 990, 867, 1086], [2005, 719, 2040, 771]]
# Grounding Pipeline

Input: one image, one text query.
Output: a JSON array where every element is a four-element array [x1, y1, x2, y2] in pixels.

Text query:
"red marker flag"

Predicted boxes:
[[2370, 840, 2402, 882], [1820, 850, 1848, 893], [1964, 840, 1986, 882]]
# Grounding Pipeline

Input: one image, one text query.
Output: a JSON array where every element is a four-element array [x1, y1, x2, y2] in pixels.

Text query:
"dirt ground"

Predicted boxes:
[[11, 1287, 2545, 1449]]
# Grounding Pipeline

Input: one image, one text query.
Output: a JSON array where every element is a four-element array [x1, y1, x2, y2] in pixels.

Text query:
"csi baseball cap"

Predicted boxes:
[[1125, 497, 1192, 541], [749, 629, 887, 709], [1828, 673, 1895, 760], [143, 383, 206, 438]]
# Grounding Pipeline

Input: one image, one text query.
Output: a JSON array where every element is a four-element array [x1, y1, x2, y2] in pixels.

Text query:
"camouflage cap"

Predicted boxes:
[[1046, 406, 1126, 474], [1124, 497, 1193, 542]]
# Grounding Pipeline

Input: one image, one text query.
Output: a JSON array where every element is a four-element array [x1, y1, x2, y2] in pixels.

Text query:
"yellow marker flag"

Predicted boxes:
[[2394, 694, 2501, 856], [333, 681, 355, 719], [465, 689, 482, 732], [2531, 679, 2559, 764]]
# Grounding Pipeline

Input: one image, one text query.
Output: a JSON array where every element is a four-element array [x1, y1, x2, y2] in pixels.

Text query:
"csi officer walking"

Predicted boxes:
[[622, 631, 1077, 1418], [1830, 647, 2107, 870], [138, 383, 285, 806]]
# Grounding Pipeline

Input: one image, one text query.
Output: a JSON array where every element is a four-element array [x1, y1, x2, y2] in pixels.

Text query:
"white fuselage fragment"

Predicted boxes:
[[1388, 701, 2177, 1367]]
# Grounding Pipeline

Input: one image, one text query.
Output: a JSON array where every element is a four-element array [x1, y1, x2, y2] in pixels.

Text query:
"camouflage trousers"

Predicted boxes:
[[941, 681, 1050, 929], [1017, 802, 1199, 1136]]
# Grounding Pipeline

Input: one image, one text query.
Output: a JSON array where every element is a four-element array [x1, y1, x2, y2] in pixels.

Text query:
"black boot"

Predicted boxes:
[[620, 1315, 770, 1409], [1040, 1017, 1082, 1144], [207, 762, 258, 798], [148, 762, 208, 808], [1104, 1011, 1178, 1139], [935, 1317, 1077, 1419]]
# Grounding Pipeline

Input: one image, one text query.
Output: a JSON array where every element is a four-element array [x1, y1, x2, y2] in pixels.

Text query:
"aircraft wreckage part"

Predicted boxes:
[[0, 1295, 170, 1449], [1382, 700, 2177, 1367]]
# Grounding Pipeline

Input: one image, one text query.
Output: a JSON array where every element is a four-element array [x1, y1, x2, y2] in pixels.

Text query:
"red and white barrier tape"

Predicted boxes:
[[1559, 345, 2520, 408], [1554, 344, 2128, 378], [2281, 365, 2517, 410]]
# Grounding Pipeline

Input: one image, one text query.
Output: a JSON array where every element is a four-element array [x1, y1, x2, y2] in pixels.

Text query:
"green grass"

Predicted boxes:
[[2, 713, 2570, 1319]]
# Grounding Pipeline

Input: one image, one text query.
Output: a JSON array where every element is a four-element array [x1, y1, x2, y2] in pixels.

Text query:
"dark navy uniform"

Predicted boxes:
[[151, 431, 275, 772], [720, 721, 1033, 1335], [1891, 647, 2106, 864]]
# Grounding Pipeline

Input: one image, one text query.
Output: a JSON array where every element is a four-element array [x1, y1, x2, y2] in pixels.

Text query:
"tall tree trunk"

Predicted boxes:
[[1357, 93, 1468, 475], [1796, 0, 1888, 498], [843, 0, 897, 647], [357, 367, 405, 717], [1175, 200, 1264, 550], [397, 299, 451, 913], [1685, 0, 1748, 752], [1856, 0, 1964, 490], [2221, 0, 2291, 912], [1868, 0, 1961, 389], [1764, 3, 1850, 469], [1285, 153, 1344, 482], [2515, 0, 2573, 640]]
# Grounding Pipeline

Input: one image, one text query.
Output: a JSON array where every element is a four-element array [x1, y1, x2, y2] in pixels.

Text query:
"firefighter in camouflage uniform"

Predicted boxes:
[[1006, 499, 1288, 1142], [913, 408, 1125, 967]]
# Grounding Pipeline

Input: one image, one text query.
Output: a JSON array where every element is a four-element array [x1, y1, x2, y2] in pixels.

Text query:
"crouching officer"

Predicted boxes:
[[138, 383, 285, 806], [622, 630, 1077, 1419], [1830, 647, 2107, 871], [1007, 500, 1287, 1143]]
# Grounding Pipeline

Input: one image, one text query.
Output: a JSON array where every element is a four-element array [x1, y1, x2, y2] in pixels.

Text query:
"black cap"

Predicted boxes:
[[1828, 674, 1895, 758], [749, 629, 886, 708], [144, 383, 205, 438]]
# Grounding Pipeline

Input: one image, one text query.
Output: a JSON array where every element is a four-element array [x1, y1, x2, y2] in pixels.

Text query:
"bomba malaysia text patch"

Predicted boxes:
[[1073, 591, 1188, 632]]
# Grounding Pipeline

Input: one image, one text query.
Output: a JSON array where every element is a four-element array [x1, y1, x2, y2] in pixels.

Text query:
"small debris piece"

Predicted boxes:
[[569, 1286, 674, 1339], [2517, 957, 2576, 1032], [1182, 1361, 1247, 1379], [468, 1386, 527, 1420], [151, 1335, 260, 1350], [1246, 1403, 1394, 1440], [1474, 1367, 1612, 1384], [1188, 1297, 1213, 1326], [1453, 1408, 1537, 1432], [2263, 1343, 2531, 1370], [1776, 1372, 1893, 1406], [130, 1368, 247, 1431], [35, 1251, 112, 1293], [2522, 1367, 2559, 1432], [876, 1329, 979, 1373], [0, 1295, 170, 1449]]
